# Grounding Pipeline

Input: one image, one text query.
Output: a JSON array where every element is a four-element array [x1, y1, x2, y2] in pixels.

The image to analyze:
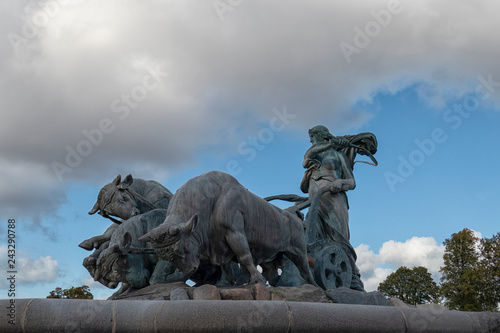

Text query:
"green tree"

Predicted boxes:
[[378, 266, 440, 305], [47, 287, 64, 299], [47, 285, 93, 299], [478, 232, 500, 311], [440, 228, 483, 311]]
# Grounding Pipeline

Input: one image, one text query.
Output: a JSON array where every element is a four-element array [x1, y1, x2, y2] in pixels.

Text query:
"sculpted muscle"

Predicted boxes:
[[140, 171, 317, 287]]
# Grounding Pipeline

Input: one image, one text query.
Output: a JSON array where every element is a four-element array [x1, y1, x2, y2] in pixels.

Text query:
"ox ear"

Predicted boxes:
[[123, 174, 134, 187], [183, 215, 198, 234], [123, 232, 132, 247], [112, 174, 122, 186], [120, 232, 133, 254]]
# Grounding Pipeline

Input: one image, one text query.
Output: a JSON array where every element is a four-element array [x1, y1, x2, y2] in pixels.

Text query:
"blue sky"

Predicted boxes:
[[1, 0, 499, 299]]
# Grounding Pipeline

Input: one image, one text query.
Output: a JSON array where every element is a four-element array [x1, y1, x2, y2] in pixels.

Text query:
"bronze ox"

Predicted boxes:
[[139, 171, 317, 287], [80, 174, 172, 251], [92, 209, 185, 297], [88, 174, 172, 220], [80, 174, 173, 291]]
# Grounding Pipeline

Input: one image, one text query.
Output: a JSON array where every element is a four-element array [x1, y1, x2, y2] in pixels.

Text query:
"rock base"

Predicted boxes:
[[112, 282, 390, 306]]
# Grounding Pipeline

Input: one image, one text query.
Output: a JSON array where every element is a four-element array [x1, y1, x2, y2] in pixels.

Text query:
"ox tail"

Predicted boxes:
[[264, 194, 308, 203]]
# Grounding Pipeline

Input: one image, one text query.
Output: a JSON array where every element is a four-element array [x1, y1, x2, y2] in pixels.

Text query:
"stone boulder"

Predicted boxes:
[[170, 288, 190, 301], [324, 287, 389, 306], [219, 288, 254, 300], [250, 283, 271, 300], [110, 281, 191, 300], [193, 284, 221, 300], [270, 284, 331, 303]]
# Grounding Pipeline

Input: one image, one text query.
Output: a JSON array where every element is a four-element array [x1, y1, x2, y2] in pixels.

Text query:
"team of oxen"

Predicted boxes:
[[80, 171, 318, 297]]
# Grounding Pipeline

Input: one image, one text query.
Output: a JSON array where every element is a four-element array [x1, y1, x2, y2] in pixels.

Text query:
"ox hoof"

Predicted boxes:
[[79, 240, 94, 251], [249, 275, 266, 285]]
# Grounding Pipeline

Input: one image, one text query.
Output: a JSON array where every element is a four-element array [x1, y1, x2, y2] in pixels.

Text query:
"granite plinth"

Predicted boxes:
[[2, 298, 499, 333]]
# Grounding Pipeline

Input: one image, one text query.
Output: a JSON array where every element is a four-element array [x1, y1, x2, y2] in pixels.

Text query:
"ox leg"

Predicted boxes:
[[225, 231, 265, 285], [217, 263, 233, 286], [235, 264, 250, 285], [110, 283, 130, 298], [261, 255, 285, 287], [79, 235, 108, 251], [150, 260, 182, 284], [79, 224, 118, 251], [286, 251, 320, 288]]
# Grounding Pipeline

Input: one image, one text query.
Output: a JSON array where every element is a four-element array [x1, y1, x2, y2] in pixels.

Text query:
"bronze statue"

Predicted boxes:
[[93, 209, 186, 297], [80, 174, 180, 295], [301, 125, 377, 291], [80, 174, 173, 252], [81, 127, 377, 295], [139, 171, 318, 287], [301, 125, 357, 241]]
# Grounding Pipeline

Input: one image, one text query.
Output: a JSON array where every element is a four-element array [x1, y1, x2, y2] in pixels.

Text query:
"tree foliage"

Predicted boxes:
[[47, 285, 93, 299], [478, 232, 500, 311], [378, 266, 439, 305], [440, 228, 499, 311]]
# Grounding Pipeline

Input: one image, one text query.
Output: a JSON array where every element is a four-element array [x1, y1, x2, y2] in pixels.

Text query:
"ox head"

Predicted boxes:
[[93, 239, 151, 289], [93, 243, 129, 288], [83, 251, 121, 290], [139, 214, 199, 275], [88, 174, 141, 220]]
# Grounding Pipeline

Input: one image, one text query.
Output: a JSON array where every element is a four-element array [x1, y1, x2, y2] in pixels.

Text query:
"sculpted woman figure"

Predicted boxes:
[[301, 125, 365, 291]]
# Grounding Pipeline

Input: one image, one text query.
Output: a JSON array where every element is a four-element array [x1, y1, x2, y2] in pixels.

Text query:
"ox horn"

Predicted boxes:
[[88, 201, 100, 215], [138, 232, 152, 243], [168, 226, 180, 236]]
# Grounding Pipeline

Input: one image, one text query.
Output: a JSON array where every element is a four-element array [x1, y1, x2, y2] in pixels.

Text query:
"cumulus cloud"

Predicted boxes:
[[355, 244, 380, 275], [362, 267, 395, 293], [355, 243, 394, 291], [0, 245, 60, 288], [17, 255, 59, 283], [2, 0, 500, 229], [379, 236, 445, 277], [356, 236, 445, 291]]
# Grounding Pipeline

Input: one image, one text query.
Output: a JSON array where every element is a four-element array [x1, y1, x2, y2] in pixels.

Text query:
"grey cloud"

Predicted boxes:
[[2, 0, 500, 231]]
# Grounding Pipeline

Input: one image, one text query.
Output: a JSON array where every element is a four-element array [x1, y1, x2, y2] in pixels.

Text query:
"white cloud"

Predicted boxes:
[[355, 243, 381, 275], [17, 256, 59, 284], [379, 236, 445, 275], [356, 236, 445, 291], [362, 267, 394, 293], [355, 243, 394, 291], [0, 245, 60, 288]]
